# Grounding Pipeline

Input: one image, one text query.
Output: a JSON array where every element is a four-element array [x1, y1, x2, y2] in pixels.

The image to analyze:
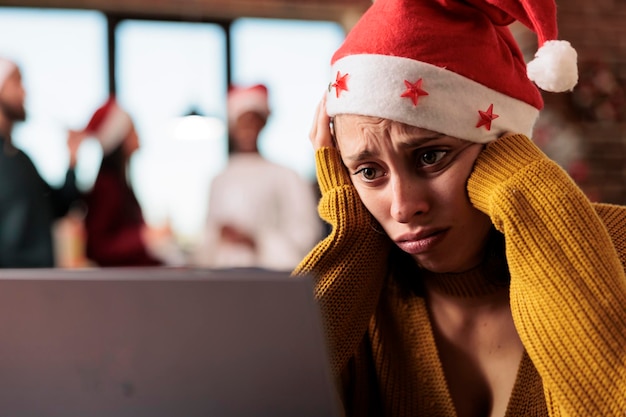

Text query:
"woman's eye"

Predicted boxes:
[[354, 166, 379, 181], [419, 150, 446, 166]]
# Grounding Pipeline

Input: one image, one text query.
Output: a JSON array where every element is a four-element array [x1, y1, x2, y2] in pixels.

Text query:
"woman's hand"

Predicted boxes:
[[219, 224, 256, 250], [67, 129, 88, 168], [309, 94, 334, 150]]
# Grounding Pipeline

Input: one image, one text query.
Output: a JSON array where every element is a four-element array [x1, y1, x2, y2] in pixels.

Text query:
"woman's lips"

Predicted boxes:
[[395, 229, 447, 254]]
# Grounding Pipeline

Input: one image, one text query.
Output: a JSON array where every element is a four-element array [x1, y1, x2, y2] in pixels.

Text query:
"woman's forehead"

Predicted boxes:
[[335, 114, 436, 135], [334, 114, 444, 147]]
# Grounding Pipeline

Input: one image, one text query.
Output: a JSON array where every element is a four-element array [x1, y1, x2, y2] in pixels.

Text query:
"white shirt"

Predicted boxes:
[[195, 153, 323, 270]]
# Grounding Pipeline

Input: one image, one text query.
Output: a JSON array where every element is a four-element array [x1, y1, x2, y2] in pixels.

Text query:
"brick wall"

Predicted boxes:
[[555, 0, 626, 205]]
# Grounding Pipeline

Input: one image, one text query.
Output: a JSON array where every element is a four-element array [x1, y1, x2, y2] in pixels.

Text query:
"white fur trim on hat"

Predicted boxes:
[[326, 54, 540, 144], [0, 58, 17, 94]]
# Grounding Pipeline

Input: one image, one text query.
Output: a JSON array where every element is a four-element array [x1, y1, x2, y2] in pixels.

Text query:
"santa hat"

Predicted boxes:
[[85, 97, 133, 155], [326, 0, 578, 144], [0, 57, 17, 94], [227, 84, 270, 128]]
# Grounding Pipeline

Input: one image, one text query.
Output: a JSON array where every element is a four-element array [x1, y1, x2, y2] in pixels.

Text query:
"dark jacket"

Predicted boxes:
[[0, 138, 80, 267]]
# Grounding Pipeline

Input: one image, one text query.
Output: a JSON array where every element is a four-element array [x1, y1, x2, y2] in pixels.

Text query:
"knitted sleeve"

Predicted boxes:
[[467, 133, 626, 416], [292, 147, 391, 379]]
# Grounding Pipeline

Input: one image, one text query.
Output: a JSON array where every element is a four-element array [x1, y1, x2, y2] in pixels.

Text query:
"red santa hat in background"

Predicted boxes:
[[85, 97, 133, 155], [0, 57, 17, 94], [227, 84, 270, 128], [326, 0, 578, 144]]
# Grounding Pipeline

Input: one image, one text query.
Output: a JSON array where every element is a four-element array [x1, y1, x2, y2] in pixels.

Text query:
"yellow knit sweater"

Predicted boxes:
[[293, 133, 626, 417]]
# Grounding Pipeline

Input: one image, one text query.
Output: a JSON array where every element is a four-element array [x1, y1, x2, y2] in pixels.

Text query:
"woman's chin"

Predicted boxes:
[[411, 253, 483, 274]]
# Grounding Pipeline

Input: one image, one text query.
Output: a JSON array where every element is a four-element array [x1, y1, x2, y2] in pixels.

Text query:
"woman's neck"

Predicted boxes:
[[420, 246, 522, 417], [420, 260, 508, 300]]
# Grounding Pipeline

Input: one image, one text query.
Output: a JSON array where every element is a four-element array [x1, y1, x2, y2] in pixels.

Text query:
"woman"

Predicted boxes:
[[83, 97, 181, 267], [293, 0, 626, 416]]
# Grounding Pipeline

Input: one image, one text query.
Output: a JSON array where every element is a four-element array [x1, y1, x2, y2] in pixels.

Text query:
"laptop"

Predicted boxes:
[[0, 267, 343, 417]]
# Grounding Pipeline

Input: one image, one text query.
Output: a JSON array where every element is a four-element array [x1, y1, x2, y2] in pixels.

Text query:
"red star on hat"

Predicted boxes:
[[401, 78, 429, 106], [476, 104, 499, 130], [331, 71, 350, 98]]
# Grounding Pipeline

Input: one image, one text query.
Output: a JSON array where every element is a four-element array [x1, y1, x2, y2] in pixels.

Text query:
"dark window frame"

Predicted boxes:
[[105, 12, 233, 95]]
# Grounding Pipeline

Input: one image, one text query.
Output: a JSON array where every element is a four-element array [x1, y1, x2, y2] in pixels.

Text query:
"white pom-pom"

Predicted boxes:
[[527, 40, 578, 92]]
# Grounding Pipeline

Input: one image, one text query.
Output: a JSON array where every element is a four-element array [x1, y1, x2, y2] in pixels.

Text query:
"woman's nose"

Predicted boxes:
[[390, 176, 429, 223]]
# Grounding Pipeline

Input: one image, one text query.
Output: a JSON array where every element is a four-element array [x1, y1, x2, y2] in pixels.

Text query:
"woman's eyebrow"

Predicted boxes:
[[343, 149, 376, 163], [400, 134, 444, 149], [343, 135, 444, 162]]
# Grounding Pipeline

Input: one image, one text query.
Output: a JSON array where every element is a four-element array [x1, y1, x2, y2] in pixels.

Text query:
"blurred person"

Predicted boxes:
[[0, 57, 82, 267], [82, 97, 184, 267], [195, 84, 323, 270]]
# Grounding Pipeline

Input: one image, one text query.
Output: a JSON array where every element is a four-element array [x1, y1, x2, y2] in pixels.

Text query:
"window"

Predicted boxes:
[[118, 17, 345, 243], [115, 20, 228, 243]]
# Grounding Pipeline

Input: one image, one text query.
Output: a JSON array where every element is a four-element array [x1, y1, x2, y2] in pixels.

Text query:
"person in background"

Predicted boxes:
[[293, 0, 626, 415], [0, 57, 83, 267], [82, 97, 184, 267], [195, 84, 323, 270]]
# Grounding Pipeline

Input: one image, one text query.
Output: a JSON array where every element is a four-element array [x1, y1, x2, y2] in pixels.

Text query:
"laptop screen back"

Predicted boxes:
[[0, 268, 342, 417]]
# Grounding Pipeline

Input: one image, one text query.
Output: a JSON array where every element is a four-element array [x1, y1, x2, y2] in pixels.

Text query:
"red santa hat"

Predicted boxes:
[[85, 97, 133, 155], [227, 84, 270, 128], [326, 0, 578, 144], [0, 57, 17, 94]]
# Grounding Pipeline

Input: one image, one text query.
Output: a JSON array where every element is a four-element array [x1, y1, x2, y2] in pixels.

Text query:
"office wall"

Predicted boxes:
[[557, 0, 626, 204]]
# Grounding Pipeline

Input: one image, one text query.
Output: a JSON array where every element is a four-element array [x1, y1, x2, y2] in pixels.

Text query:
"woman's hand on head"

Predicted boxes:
[[309, 94, 334, 150]]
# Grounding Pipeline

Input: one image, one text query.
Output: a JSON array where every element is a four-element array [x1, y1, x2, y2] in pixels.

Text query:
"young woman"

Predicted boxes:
[[83, 97, 182, 267], [293, 0, 626, 416]]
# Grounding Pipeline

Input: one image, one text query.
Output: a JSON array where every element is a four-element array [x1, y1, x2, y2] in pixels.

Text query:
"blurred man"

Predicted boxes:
[[195, 84, 323, 270], [0, 57, 82, 267]]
